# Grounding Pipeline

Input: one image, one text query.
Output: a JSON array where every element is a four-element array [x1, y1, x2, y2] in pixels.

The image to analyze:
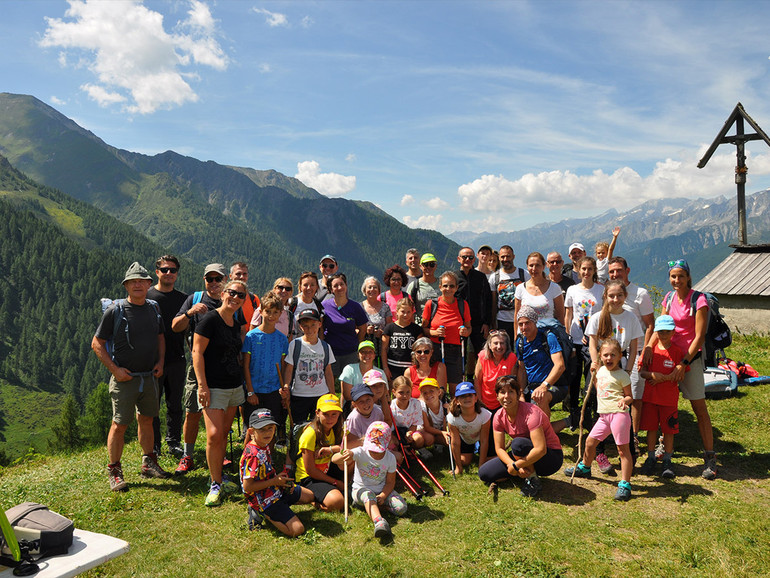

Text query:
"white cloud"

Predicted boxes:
[[403, 214, 443, 230], [345, 153, 356, 162], [295, 160, 356, 197], [40, 0, 228, 114], [301, 15, 314, 28], [400, 194, 415, 206], [425, 196, 449, 210], [448, 215, 508, 233], [258, 63, 271, 73], [457, 150, 770, 214], [50, 96, 66, 106], [253, 7, 288, 27]]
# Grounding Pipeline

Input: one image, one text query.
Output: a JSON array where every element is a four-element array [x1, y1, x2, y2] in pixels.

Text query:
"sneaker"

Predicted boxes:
[[167, 442, 184, 458], [614, 483, 632, 502], [141, 453, 171, 479], [564, 462, 592, 478], [175, 455, 195, 475], [640, 456, 657, 476], [661, 459, 676, 479], [107, 462, 128, 492], [247, 506, 263, 531], [373, 517, 391, 538], [205, 483, 222, 507], [417, 448, 433, 460], [702, 452, 718, 480], [595, 453, 614, 474], [221, 476, 240, 494], [520, 475, 542, 498], [654, 436, 665, 460]]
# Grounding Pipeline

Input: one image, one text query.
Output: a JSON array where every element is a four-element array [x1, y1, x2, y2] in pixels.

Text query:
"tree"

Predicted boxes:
[[51, 394, 81, 451], [80, 382, 112, 446]]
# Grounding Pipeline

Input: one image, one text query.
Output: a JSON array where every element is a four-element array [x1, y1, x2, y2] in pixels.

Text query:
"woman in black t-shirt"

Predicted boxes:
[[193, 280, 247, 507]]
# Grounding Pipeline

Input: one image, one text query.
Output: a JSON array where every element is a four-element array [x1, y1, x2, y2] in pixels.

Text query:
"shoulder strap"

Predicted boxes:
[[494, 270, 500, 286], [410, 281, 419, 304], [321, 340, 331, 367], [288, 296, 298, 313], [250, 293, 258, 309], [690, 290, 702, 317], [380, 291, 387, 303], [517, 267, 525, 283], [428, 298, 438, 326], [662, 291, 672, 312], [289, 339, 302, 387], [313, 297, 324, 315], [457, 299, 466, 323]]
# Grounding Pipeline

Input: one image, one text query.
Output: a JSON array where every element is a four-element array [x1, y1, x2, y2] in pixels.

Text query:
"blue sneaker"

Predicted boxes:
[[520, 475, 542, 497], [564, 462, 592, 478], [614, 482, 631, 502]]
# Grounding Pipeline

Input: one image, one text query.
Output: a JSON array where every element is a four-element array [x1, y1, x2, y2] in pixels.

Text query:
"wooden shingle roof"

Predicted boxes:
[[694, 245, 770, 297]]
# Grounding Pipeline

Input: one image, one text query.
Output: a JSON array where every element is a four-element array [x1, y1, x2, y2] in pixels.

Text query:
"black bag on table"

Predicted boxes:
[[2, 502, 74, 561]]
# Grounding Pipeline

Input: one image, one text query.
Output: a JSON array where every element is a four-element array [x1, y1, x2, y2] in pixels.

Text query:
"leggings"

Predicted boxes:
[[478, 437, 564, 483]]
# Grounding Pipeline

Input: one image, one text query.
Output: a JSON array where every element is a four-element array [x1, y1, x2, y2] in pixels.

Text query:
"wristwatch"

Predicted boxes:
[[247, 391, 255, 397]]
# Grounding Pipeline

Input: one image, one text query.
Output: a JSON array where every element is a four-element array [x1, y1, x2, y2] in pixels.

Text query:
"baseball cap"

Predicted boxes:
[[418, 377, 440, 390], [297, 308, 321, 322], [249, 408, 278, 429], [454, 381, 476, 397], [362, 369, 387, 386], [320, 254, 338, 265], [204, 263, 227, 276], [654, 315, 676, 332], [420, 253, 437, 265], [316, 394, 343, 413], [358, 340, 376, 352], [351, 383, 374, 401], [478, 244, 493, 253], [567, 243, 585, 254]]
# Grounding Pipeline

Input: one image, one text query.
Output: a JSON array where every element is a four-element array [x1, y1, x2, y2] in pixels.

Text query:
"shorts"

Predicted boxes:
[[207, 387, 245, 411], [298, 463, 344, 503], [587, 411, 632, 446], [630, 361, 644, 400], [110, 375, 160, 425], [679, 354, 705, 401], [291, 394, 324, 426], [331, 351, 359, 381], [431, 343, 463, 384], [524, 384, 567, 408], [262, 485, 302, 525], [640, 402, 679, 435], [183, 364, 201, 413], [352, 487, 407, 516]]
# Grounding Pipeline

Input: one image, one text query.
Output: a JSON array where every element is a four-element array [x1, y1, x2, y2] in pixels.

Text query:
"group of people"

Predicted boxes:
[[92, 234, 719, 537]]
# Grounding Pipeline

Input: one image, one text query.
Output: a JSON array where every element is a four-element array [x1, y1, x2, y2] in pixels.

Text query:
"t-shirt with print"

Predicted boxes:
[[584, 309, 644, 353], [240, 442, 282, 512], [383, 322, 424, 369], [666, 290, 708, 353], [490, 268, 529, 323], [294, 425, 337, 483], [565, 284, 604, 342], [594, 366, 632, 414], [350, 446, 397, 494], [194, 309, 244, 389], [643, 342, 686, 407], [346, 405, 385, 440], [286, 338, 336, 397], [242, 327, 288, 394], [447, 408, 492, 445], [515, 281, 562, 321], [390, 397, 424, 429], [492, 402, 562, 451]]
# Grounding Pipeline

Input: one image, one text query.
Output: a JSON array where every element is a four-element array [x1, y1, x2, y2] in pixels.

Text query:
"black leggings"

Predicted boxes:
[[478, 437, 564, 483]]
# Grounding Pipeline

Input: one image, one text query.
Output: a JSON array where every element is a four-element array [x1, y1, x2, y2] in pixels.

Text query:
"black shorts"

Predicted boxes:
[[262, 485, 302, 524], [298, 463, 344, 503]]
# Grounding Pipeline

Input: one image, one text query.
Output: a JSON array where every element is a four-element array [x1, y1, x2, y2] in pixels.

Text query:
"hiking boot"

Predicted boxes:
[[373, 517, 391, 538], [520, 475, 542, 498], [205, 482, 222, 507], [175, 455, 195, 475], [141, 453, 171, 479], [702, 452, 718, 480], [614, 482, 632, 502], [661, 459, 676, 479], [595, 453, 614, 474], [107, 462, 128, 492], [221, 475, 240, 494], [640, 456, 657, 476], [564, 462, 592, 478], [167, 442, 184, 458], [247, 506, 263, 531], [569, 408, 582, 432], [654, 436, 665, 460]]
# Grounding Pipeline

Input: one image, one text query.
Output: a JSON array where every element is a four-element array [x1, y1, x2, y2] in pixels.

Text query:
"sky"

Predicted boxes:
[[3, 0, 770, 235]]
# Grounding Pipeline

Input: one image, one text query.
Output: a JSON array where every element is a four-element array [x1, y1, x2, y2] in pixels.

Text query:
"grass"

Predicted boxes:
[[1, 334, 769, 577]]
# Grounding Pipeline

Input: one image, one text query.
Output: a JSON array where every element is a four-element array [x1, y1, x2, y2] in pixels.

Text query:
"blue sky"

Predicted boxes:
[[4, 0, 770, 234]]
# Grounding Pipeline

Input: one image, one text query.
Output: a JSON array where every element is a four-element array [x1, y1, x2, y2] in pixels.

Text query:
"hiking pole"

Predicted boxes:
[[447, 429, 457, 480], [277, 362, 293, 432], [571, 370, 595, 484], [408, 445, 449, 496], [343, 424, 349, 523], [459, 327, 467, 381]]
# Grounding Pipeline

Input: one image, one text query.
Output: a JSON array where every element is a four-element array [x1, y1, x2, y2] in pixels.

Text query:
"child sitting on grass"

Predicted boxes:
[[419, 377, 449, 456], [345, 383, 385, 449], [390, 375, 430, 454], [240, 408, 314, 537], [363, 369, 395, 428], [564, 338, 635, 501], [638, 315, 686, 479], [446, 382, 492, 475], [333, 421, 407, 538]]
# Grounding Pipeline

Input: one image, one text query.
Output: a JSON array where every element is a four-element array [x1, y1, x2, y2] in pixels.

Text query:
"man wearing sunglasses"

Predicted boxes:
[[405, 253, 441, 325], [147, 255, 188, 458], [171, 263, 228, 475], [316, 254, 338, 302]]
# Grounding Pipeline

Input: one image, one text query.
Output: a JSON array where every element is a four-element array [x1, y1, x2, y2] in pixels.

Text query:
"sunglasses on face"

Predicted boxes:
[[415, 349, 431, 355], [225, 288, 246, 299], [459, 255, 474, 261], [205, 275, 224, 283], [321, 263, 336, 269], [441, 284, 456, 288], [158, 267, 178, 274], [547, 260, 562, 265], [275, 285, 292, 292], [422, 262, 437, 268]]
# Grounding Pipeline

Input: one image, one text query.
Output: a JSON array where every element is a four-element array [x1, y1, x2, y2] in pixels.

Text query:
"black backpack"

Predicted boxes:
[[425, 297, 467, 328], [288, 338, 332, 387], [287, 296, 324, 338], [516, 318, 575, 389], [663, 290, 732, 367]]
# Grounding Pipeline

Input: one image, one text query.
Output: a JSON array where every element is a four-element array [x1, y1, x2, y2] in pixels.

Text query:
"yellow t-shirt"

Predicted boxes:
[[294, 425, 337, 482]]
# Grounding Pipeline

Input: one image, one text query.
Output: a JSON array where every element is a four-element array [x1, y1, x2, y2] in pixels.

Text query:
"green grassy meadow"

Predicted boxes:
[[1, 334, 768, 577]]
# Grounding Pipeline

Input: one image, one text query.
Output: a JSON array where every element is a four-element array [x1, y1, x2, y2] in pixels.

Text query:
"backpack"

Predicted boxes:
[[494, 268, 526, 311], [1, 503, 74, 562], [288, 338, 332, 387], [380, 290, 407, 306], [516, 318, 575, 389], [663, 290, 732, 367], [287, 296, 324, 338], [425, 297, 467, 328], [100, 297, 162, 361]]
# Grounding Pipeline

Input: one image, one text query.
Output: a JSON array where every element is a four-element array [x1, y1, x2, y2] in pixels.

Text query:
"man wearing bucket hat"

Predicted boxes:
[[92, 262, 170, 491], [405, 252, 441, 324]]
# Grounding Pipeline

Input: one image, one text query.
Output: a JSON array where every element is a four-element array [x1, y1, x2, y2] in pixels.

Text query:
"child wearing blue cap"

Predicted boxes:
[[638, 315, 687, 479], [446, 382, 492, 476]]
